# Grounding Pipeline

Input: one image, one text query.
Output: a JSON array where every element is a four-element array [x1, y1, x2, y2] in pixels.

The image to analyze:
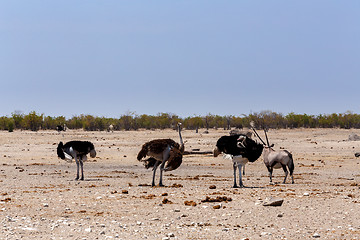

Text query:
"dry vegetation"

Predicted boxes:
[[0, 128, 360, 239]]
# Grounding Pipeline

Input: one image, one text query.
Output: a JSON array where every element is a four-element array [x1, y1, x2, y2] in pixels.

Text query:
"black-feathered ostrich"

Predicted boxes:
[[57, 141, 96, 180], [137, 123, 185, 187], [214, 134, 263, 188]]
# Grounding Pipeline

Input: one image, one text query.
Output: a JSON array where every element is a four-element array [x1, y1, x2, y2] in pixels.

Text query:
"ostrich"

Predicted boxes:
[[137, 123, 184, 187], [214, 134, 263, 188], [252, 128, 294, 184], [57, 141, 96, 180], [108, 124, 114, 132], [56, 124, 66, 132]]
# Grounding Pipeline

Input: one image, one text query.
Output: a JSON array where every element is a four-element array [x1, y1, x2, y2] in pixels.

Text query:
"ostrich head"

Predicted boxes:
[[213, 147, 221, 157], [89, 149, 97, 158], [57, 142, 66, 159]]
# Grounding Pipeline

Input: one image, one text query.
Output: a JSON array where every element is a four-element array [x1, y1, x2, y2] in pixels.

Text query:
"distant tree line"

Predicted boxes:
[[0, 110, 360, 132]]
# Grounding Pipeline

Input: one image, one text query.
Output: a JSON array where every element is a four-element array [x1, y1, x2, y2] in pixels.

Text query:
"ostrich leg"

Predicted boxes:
[[237, 164, 244, 188], [158, 146, 171, 187], [232, 162, 238, 188], [79, 158, 84, 181], [74, 156, 80, 180], [151, 161, 161, 187]]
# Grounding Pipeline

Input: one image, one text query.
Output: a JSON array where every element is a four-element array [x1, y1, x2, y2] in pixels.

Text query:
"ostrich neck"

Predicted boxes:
[[178, 126, 183, 146]]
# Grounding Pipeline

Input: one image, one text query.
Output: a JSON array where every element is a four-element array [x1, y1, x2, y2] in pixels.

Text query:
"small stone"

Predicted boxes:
[[313, 233, 320, 238], [209, 185, 216, 189], [303, 192, 310, 196], [43, 203, 49, 207], [174, 209, 180, 212], [277, 213, 283, 217], [263, 197, 284, 207], [261, 232, 271, 236], [167, 233, 175, 237], [213, 204, 221, 209], [84, 227, 92, 233]]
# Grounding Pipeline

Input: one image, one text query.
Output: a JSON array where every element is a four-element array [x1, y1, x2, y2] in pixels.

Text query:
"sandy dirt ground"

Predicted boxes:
[[0, 128, 359, 239]]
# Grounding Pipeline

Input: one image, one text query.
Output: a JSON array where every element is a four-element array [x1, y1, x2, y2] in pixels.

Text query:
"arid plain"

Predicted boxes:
[[0, 128, 359, 239]]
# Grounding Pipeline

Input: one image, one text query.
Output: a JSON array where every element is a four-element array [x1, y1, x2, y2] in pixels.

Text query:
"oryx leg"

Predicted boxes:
[[281, 164, 288, 184], [289, 163, 295, 184], [267, 166, 273, 184]]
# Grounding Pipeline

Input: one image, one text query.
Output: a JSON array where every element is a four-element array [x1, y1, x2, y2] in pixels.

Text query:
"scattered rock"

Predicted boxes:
[[313, 233, 320, 238], [201, 196, 232, 203], [263, 197, 284, 207], [171, 183, 183, 188], [213, 204, 222, 209], [162, 198, 173, 204], [184, 200, 197, 206]]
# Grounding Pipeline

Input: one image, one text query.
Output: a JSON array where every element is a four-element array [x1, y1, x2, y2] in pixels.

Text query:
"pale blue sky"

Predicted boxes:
[[1, 1, 359, 118]]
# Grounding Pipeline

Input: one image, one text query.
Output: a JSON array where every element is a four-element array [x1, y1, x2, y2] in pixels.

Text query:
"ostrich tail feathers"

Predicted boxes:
[[164, 148, 182, 171], [222, 154, 233, 161]]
